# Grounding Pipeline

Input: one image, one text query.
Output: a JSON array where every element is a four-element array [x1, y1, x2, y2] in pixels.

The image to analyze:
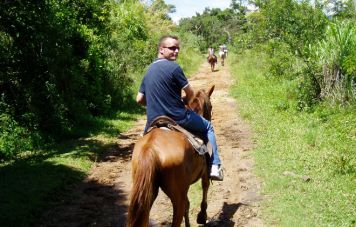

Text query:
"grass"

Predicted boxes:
[[178, 46, 204, 77], [228, 51, 355, 226], [0, 109, 142, 227]]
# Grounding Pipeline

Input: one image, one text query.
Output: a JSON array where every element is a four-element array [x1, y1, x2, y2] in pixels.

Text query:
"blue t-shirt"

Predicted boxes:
[[139, 58, 189, 128]]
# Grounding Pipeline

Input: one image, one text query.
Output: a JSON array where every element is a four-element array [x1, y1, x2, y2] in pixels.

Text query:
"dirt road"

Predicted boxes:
[[39, 61, 263, 226]]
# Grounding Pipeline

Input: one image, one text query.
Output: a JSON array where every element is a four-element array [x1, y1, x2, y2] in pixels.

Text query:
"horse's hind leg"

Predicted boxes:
[[197, 174, 210, 224], [171, 192, 189, 227]]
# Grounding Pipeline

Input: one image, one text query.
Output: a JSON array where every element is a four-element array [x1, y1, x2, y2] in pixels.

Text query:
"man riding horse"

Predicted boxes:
[[129, 36, 224, 226], [207, 46, 218, 71], [219, 44, 227, 66], [207, 46, 217, 63], [136, 36, 223, 180]]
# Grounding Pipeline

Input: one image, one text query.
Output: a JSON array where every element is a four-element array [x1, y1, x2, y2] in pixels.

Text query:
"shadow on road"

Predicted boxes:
[[206, 202, 244, 226]]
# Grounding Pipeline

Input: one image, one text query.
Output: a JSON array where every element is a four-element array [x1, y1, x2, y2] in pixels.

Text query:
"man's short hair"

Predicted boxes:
[[158, 35, 179, 50]]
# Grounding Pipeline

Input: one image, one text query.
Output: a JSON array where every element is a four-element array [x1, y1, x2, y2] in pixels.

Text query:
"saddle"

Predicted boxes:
[[207, 55, 217, 63], [146, 116, 210, 156]]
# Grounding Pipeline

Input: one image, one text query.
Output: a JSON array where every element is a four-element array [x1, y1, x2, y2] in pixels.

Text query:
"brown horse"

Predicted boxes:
[[127, 86, 215, 227], [207, 54, 217, 72]]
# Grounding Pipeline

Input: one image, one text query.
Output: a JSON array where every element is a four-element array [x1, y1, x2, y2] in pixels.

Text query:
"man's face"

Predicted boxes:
[[159, 38, 180, 61]]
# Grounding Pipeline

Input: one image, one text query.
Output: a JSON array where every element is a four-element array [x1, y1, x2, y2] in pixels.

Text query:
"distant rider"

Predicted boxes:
[[207, 47, 217, 63]]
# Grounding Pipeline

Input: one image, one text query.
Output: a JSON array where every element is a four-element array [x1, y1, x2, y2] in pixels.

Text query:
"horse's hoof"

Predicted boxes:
[[197, 211, 207, 224]]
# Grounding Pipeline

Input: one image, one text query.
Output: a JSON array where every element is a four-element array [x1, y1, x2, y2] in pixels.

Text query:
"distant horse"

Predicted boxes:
[[127, 86, 215, 227], [207, 54, 217, 72], [219, 50, 226, 66]]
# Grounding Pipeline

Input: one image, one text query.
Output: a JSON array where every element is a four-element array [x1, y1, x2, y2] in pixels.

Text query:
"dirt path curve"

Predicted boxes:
[[39, 61, 263, 227]]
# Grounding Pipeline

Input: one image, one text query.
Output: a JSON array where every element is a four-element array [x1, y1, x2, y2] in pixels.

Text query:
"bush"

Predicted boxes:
[[0, 0, 169, 158], [0, 113, 43, 160], [0, 0, 154, 138], [306, 19, 356, 104], [265, 40, 301, 79], [297, 69, 321, 110]]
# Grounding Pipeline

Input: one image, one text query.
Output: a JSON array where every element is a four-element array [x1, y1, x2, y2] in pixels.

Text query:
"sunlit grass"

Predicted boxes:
[[178, 47, 204, 77], [229, 51, 355, 226]]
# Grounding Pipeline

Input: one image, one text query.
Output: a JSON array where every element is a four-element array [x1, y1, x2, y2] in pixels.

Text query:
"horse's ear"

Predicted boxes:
[[207, 85, 215, 97]]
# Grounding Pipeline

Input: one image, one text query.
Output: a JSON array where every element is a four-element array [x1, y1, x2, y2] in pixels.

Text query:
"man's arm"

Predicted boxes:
[[136, 92, 146, 106], [183, 84, 194, 104]]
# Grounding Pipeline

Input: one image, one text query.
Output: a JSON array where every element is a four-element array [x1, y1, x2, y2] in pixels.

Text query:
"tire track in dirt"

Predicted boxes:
[[38, 61, 263, 227]]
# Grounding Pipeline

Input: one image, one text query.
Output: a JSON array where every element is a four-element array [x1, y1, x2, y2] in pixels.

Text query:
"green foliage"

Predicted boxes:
[[100, 1, 151, 108], [176, 32, 204, 75], [230, 10, 266, 53], [306, 19, 356, 105], [239, 1, 354, 109], [297, 68, 322, 110], [1, 0, 175, 159], [257, 0, 328, 57], [178, 5, 246, 51], [0, 113, 41, 159], [146, 0, 176, 21], [265, 40, 301, 79], [143, 0, 176, 38], [0, 94, 45, 159], [1, 0, 117, 136], [230, 51, 355, 226]]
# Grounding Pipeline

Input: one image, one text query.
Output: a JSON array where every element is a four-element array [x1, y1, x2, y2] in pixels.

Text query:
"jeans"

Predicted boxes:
[[177, 109, 221, 165]]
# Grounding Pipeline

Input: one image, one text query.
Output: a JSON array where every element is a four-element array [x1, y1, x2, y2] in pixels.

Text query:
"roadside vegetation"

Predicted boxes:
[[229, 51, 355, 226], [224, 0, 355, 226], [0, 0, 202, 225], [178, 0, 355, 225]]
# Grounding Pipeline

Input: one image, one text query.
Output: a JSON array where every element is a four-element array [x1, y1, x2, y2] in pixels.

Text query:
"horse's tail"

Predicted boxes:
[[127, 145, 158, 227]]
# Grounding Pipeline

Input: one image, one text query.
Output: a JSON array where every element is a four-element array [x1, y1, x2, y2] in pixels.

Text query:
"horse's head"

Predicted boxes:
[[188, 85, 215, 121]]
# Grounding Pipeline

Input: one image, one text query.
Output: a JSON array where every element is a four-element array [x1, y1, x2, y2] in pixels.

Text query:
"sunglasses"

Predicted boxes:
[[164, 46, 180, 51]]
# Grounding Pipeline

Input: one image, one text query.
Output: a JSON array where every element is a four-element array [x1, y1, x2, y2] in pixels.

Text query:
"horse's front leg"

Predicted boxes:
[[197, 173, 210, 224]]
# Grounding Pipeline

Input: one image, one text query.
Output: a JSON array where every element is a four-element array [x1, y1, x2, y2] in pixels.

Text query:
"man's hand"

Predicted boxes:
[[136, 92, 146, 106]]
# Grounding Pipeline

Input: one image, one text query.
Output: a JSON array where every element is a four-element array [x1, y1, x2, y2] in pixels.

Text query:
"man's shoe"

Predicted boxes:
[[210, 164, 223, 181]]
